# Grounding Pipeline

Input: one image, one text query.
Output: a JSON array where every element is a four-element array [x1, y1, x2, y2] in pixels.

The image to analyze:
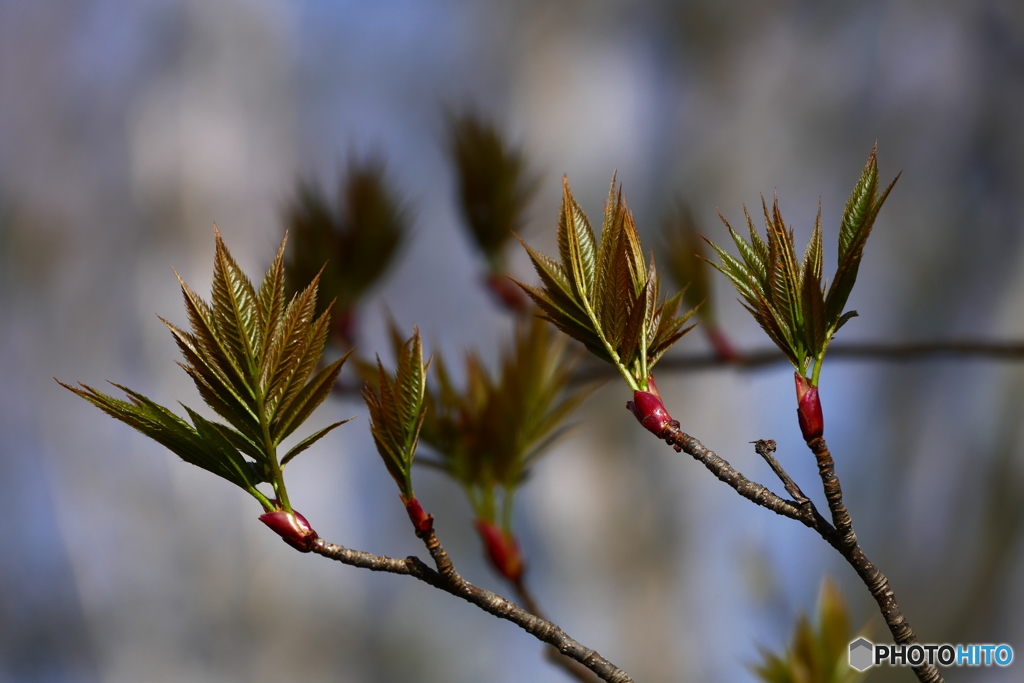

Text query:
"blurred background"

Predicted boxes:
[[2, 0, 1023, 681]]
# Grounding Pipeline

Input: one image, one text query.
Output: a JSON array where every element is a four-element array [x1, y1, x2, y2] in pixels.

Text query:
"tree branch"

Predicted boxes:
[[576, 339, 1024, 380], [647, 424, 945, 681], [512, 577, 604, 683], [752, 439, 810, 504], [804, 437, 944, 683], [657, 424, 814, 528], [310, 535, 634, 683]]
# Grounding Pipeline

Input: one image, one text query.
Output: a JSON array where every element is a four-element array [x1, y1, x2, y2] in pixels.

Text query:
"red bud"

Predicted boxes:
[[332, 308, 356, 348], [402, 495, 434, 533], [794, 373, 824, 440], [483, 272, 529, 313], [627, 376, 674, 437], [259, 509, 317, 552], [474, 519, 523, 582], [706, 324, 741, 363]]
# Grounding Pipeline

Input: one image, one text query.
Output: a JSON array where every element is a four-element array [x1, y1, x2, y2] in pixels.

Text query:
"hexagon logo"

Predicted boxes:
[[849, 638, 874, 671]]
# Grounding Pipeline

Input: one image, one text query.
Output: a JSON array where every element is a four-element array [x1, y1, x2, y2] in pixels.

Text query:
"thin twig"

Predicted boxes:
[[656, 424, 811, 527], [753, 439, 810, 504], [311, 536, 634, 683], [574, 339, 1024, 381], [331, 339, 1024, 398]]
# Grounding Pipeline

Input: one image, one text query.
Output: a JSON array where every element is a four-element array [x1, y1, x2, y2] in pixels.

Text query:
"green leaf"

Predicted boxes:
[[418, 315, 590, 524], [825, 147, 898, 325], [764, 196, 803, 341], [709, 147, 896, 380], [262, 275, 321, 412], [517, 237, 589, 326], [594, 180, 624, 327], [273, 352, 349, 443], [745, 206, 771, 287], [723, 212, 768, 289], [704, 239, 761, 307], [280, 417, 354, 467], [514, 280, 608, 360], [273, 306, 333, 428], [363, 328, 430, 498], [834, 310, 858, 333], [182, 406, 260, 488], [64, 230, 353, 515], [619, 277, 650, 364], [161, 318, 261, 440], [750, 579, 866, 683], [174, 272, 251, 400], [557, 179, 598, 302], [59, 381, 257, 492], [517, 176, 698, 389], [803, 202, 824, 286], [211, 228, 262, 377], [257, 236, 288, 350], [649, 289, 699, 368]]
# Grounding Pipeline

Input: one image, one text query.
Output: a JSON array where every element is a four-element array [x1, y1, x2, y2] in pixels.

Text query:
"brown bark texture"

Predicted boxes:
[[654, 422, 946, 683], [310, 535, 634, 683]]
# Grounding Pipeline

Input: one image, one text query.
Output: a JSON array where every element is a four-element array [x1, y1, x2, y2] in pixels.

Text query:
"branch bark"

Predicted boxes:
[[654, 426, 945, 683], [579, 339, 1024, 379], [806, 437, 944, 683], [512, 577, 604, 683], [310, 535, 633, 683]]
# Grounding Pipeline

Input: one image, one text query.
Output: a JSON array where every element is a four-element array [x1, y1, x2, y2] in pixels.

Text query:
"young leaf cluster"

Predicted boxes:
[[751, 581, 865, 683], [448, 111, 540, 271], [284, 156, 407, 344], [516, 178, 698, 392], [707, 147, 897, 385], [419, 315, 588, 527], [363, 328, 430, 500], [61, 232, 350, 512]]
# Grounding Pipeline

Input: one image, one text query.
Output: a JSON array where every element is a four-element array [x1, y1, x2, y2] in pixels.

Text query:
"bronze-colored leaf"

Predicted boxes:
[[63, 231, 351, 514], [517, 176, 697, 389], [557, 179, 598, 302], [710, 148, 895, 381], [363, 328, 430, 499], [211, 229, 262, 375]]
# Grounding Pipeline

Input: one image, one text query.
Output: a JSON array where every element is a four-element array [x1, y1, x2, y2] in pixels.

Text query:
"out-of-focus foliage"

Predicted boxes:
[[448, 111, 540, 272], [662, 203, 741, 361], [706, 148, 896, 385], [663, 202, 714, 323], [60, 232, 350, 512], [516, 178, 698, 392], [419, 314, 588, 528], [751, 580, 867, 683], [284, 156, 407, 345]]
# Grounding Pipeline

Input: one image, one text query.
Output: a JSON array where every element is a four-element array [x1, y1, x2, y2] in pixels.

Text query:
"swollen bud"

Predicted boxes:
[[626, 375, 675, 437], [474, 519, 524, 583], [794, 373, 824, 440], [483, 272, 529, 313], [401, 495, 434, 534], [259, 508, 317, 553], [706, 324, 741, 364]]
